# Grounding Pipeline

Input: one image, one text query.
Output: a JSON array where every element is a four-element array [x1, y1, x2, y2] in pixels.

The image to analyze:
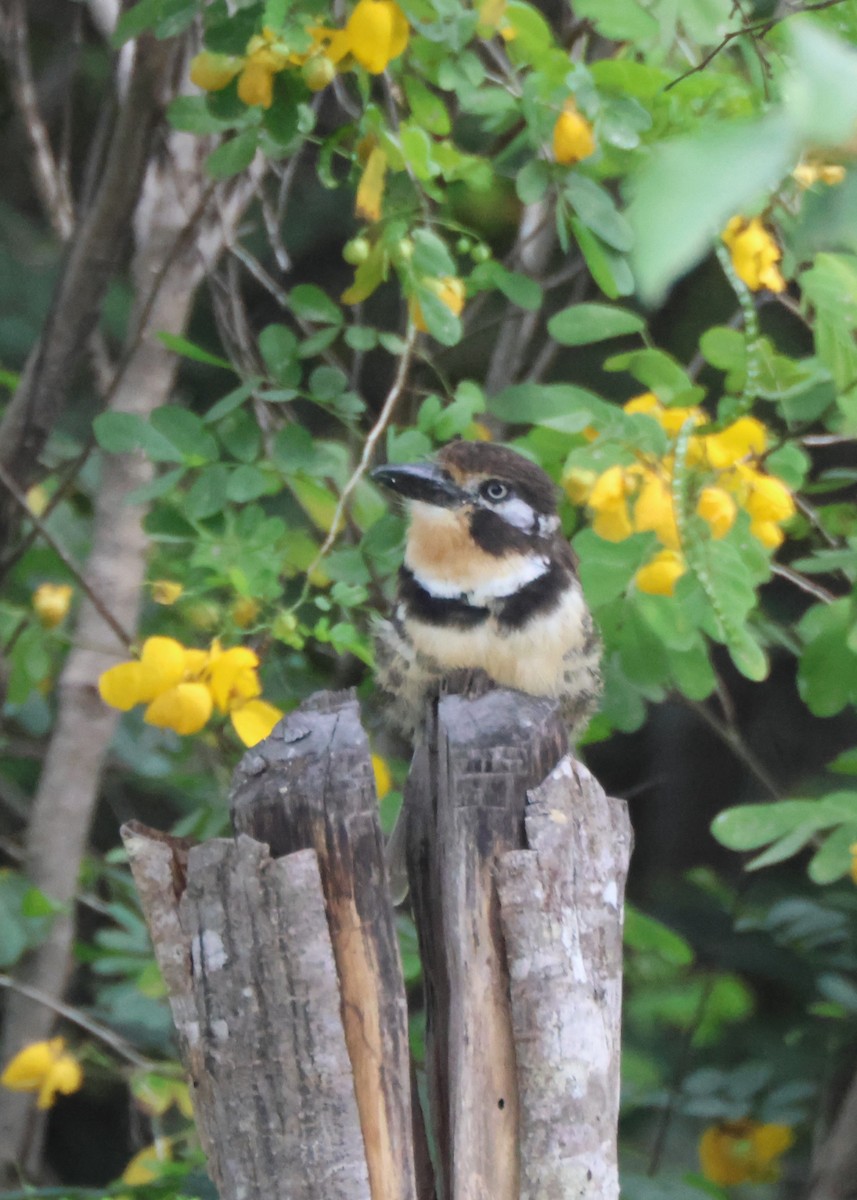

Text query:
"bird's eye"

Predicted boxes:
[[480, 479, 509, 502]]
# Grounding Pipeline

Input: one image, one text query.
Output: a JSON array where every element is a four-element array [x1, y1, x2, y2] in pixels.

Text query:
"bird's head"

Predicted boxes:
[[372, 442, 564, 597]]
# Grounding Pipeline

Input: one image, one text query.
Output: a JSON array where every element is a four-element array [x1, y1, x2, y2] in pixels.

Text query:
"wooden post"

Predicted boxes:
[[124, 687, 630, 1200]]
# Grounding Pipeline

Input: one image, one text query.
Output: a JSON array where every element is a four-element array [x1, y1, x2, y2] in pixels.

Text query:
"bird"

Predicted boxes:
[[371, 440, 602, 896]]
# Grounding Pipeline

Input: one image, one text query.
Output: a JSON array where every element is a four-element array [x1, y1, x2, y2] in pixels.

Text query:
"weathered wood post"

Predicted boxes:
[[123, 686, 631, 1200]]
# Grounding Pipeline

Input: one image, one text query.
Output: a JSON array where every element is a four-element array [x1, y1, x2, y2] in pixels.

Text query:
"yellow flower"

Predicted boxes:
[[633, 471, 680, 550], [552, 104, 595, 165], [624, 393, 704, 437], [191, 29, 291, 109], [696, 486, 737, 538], [207, 644, 261, 712], [635, 549, 686, 596], [793, 161, 846, 188], [190, 51, 241, 92], [231, 597, 261, 628], [98, 637, 282, 743], [356, 145, 388, 222], [743, 473, 795, 524], [562, 466, 597, 505], [26, 485, 49, 516], [33, 583, 73, 629], [372, 754, 393, 799], [588, 465, 636, 542], [410, 277, 466, 332], [1, 1038, 83, 1110], [121, 1139, 171, 1185], [99, 636, 186, 710], [151, 580, 183, 606], [230, 698, 283, 746], [701, 416, 767, 468], [145, 682, 214, 736], [699, 1119, 794, 1186], [345, 0, 409, 73], [722, 216, 786, 293]]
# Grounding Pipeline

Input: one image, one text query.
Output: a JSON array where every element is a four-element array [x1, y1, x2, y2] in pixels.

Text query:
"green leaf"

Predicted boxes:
[[574, 529, 652, 606], [203, 380, 259, 423], [404, 77, 451, 135], [516, 160, 551, 205], [151, 407, 218, 462], [566, 176, 634, 252], [92, 411, 181, 463], [289, 284, 343, 325], [624, 906, 694, 965], [185, 464, 231, 520], [798, 597, 857, 716], [124, 466, 186, 505], [627, 111, 799, 305], [272, 424, 318, 473], [785, 21, 857, 147], [259, 324, 301, 386], [471, 261, 542, 310], [548, 303, 644, 346], [226, 465, 277, 503], [711, 800, 827, 851], [604, 348, 700, 403], [489, 383, 601, 429], [94, 411, 150, 454], [157, 332, 233, 370], [411, 229, 457, 278], [571, 0, 658, 40], [808, 823, 857, 885], [167, 95, 235, 135], [414, 286, 462, 346], [829, 747, 857, 775], [206, 130, 259, 179], [570, 217, 634, 299]]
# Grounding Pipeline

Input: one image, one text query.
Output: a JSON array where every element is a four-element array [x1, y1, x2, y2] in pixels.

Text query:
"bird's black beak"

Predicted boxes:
[[371, 461, 466, 508]]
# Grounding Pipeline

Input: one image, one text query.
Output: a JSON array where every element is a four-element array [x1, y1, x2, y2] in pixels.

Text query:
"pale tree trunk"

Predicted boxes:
[[0, 89, 262, 1189]]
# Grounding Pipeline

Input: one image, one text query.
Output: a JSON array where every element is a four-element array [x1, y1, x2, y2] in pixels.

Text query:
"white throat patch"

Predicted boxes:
[[412, 554, 550, 604]]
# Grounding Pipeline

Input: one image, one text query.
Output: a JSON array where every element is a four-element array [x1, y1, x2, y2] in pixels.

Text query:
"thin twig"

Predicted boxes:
[[0, 975, 153, 1069], [302, 325, 418, 587], [771, 563, 839, 603], [685, 697, 781, 800], [665, 0, 847, 90], [0, 463, 133, 650]]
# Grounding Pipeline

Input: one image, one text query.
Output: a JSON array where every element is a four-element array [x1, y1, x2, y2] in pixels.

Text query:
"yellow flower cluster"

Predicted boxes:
[[565, 393, 796, 596], [699, 1118, 794, 1186], [552, 102, 595, 165], [1, 1038, 83, 1110], [722, 216, 785, 293], [410, 276, 467, 332], [98, 636, 283, 747], [190, 0, 409, 108]]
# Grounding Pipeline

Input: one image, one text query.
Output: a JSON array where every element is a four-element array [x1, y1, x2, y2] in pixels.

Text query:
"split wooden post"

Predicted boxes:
[[123, 687, 631, 1200]]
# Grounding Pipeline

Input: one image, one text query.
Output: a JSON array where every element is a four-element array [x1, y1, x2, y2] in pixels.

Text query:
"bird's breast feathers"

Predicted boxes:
[[401, 577, 590, 698]]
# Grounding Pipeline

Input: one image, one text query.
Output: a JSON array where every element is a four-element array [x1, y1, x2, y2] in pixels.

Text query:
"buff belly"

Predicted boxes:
[[403, 586, 589, 698]]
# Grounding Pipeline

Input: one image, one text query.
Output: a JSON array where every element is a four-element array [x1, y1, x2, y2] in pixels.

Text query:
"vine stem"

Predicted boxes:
[[298, 324, 418, 602]]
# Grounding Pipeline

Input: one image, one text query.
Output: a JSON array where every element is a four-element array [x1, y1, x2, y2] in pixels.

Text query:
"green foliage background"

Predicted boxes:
[[1, 0, 857, 1195]]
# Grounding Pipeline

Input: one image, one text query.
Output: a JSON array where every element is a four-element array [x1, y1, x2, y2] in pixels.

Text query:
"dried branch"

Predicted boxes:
[[0, 32, 178, 555], [1, 0, 74, 239]]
